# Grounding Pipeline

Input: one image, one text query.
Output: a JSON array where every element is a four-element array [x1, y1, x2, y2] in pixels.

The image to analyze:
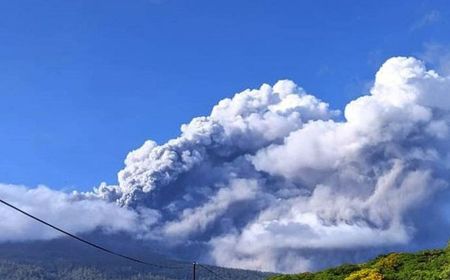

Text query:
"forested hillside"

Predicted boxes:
[[0, 261, 171, 280], [0, 260, 271, 280], [0, 236, 271, 280], [270, 244, 450, 280]]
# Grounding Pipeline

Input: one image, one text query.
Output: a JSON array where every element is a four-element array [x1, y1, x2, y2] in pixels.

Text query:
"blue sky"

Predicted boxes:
[[0, 0, 449, 191]]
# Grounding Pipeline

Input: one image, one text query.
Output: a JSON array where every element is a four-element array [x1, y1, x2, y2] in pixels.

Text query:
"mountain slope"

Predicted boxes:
[[270, 244, 450, 280], [0, 235, 272, 280]]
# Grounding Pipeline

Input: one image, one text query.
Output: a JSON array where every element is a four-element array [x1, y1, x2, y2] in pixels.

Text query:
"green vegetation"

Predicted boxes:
[[0, 236, 272, 280], [270, 243, 450, 280], [0, 260, 173, 280], [0, 259, 273, 280]]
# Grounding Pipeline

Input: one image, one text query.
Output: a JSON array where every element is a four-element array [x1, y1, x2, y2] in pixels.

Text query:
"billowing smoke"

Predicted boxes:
[[0, 183, 145, 241], [2, 56, 450, 273]]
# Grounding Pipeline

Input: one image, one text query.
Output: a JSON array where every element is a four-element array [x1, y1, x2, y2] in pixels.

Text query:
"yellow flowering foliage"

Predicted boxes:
[[375, 253, 400, 270], [345, 268, 384, 280], [270, 243, 450, 280]]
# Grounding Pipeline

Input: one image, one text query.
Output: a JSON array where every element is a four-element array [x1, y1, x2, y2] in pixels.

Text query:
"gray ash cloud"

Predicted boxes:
[[2, 57, 450, 273]]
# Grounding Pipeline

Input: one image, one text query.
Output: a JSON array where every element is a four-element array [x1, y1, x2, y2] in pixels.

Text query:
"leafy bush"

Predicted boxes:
[[345, 268, 383, 280], [270, 242, 450, 280]]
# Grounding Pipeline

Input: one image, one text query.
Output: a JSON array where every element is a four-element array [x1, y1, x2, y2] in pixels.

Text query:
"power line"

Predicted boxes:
[[198, 263, 228, 280], [0, 198, 186, 270], [0, 197, 237, 279]]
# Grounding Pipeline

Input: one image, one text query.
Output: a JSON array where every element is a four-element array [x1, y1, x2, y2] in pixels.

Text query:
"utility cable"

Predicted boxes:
[[0, 198, 186, 270], [198, 263, 228, 280]]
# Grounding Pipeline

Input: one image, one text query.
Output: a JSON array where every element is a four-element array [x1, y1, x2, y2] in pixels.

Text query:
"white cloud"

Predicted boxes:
[[3, 56, 450, 273], [421, 43, 450, 75], [163, 179, 258, 238], [0, 183, 144, 242]]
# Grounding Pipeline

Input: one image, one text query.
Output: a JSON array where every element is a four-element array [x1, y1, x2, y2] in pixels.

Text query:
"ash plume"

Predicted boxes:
[[2, 56, 450, 273]]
